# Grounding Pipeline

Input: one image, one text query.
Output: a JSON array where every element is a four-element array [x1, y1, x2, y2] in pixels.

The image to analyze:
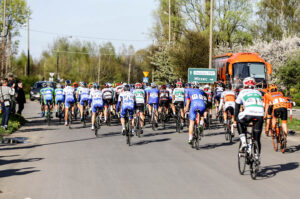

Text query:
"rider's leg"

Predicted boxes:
[[91, 112, 96, 126], [172, 103, 176, 115], [104, 105, 108, 122], [180, 108, 184, 123], [188, 119, 195, 141], [224, 108, 228, 123], [140, 112, 144, 128], [253, 117, 263, 154]]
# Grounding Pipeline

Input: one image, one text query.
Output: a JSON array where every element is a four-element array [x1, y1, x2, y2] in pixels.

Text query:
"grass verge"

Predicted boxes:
[[288, 118, 300, 132], [0, 114, 26, 137]]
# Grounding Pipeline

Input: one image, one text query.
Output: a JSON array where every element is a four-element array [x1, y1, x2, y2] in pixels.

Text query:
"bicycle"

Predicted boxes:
[[58, 101, 64, 124], [204, 111, 211, 130], [94, 107, 102, 137], [218, 108, 224, 124], [82, 101, 89, 127], [68, 103, 74, 129], [125, 109, 132, 146], [191, 110, 204, 150], [224, 110, 233, 143], [135, 108, 142, 138], [238, 124, 260, 180], [159, 106, 167, 129], [271, 117, 287, 153]]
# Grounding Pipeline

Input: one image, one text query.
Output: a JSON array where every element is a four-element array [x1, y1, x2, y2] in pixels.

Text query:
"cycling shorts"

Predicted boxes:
[[55, 96, 65, 104], [214, 95, 221, 102], [80, 98, 89, 106], [44, 98, 53, 105], [149, 103, 158, 110], [159, 100, 169, 107], [92, 103, 103, 113], [206, 102, 212, 109], [237, 115, 264, 134], [189, 101, 206, 121], [173, 101, 184, 109], [225, 106, 234, 116], [103, 99, 113, 107], [120, 105, 134, 119], [268, 105, 273, 115], [65, 98, 75, 108], [274, 107, 287, 121], [136, 103, 145, 112]]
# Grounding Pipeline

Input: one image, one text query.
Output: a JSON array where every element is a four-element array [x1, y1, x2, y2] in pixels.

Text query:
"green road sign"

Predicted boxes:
[[188, 68, 217, 83]]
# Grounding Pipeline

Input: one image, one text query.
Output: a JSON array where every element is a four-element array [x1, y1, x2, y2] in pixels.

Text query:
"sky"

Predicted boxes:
[[18, 0, 158, 59]]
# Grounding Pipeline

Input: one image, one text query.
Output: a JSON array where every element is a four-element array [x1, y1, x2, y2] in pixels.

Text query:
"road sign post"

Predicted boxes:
[[188, 68, 217, 83], [143, 77, 149, 83]]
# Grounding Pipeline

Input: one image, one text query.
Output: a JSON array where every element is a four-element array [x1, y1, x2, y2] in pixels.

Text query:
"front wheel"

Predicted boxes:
[[250, 141, 260, 180], [279, 128, 287, 153], [271, 128, 279, 151], [238, 142, 247, 175]]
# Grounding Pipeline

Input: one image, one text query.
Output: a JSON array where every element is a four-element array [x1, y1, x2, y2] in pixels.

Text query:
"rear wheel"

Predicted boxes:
[[238, 142, 246, 175], [68, 109, 72, 129], [271, 128, 279, 151], [279, 128, 286, 153], [250, 141, 260, 180], [126, 112, 132, 146], [176, 110, 181, 133], [95, 115, 101, 137], [195, 126, 200, 150]]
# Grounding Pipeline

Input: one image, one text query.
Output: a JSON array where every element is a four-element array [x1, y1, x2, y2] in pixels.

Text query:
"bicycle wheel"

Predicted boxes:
[[162, 108, 166, 129], [107, 108, 111, 126], [228, 121, 233, 143], [151, 107, 156, 131], [136, 114, 141, 138], [68, 109, 72, 129], [176, 110, 181, 133], [195, 125, 200, 150], [250, 141, 260, 180], [271, 128, 279, 151], [279, 127, 286, 153], [225, 122, 229, 141], [238, 142, 247, 175], [83, 107, 86, 127], [126, 112, 131, 146], [207, 113, 211, 129], [95, 116, 99, 137]]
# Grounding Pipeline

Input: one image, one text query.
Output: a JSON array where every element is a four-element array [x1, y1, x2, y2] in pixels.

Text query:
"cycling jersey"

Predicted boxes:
[[63, 86, 75, 108], [159, 90, 170, 101], [148, 88, 159, 106], [78, 88, 90, 106], [204, 90, 213, 103], [235, 89, 264, 119], [187, 88, 206, 121], [265, 91, 288, 109], [76, 87, 82, 102], [144, 86, 151, 96], [117, 91, 135, 119], [40, 88, 46, 103], [43, 87, 54, 104], [219, 90, 236, 112], [133, 89, 145, 104], [89, 89, 103, 113], [167, 88, 173, 100], [172, 88, 185, 102], [102, 88, 113, 100], [184, 88, 193, 105], [214, 86, 224, 101], [54, 88, 64, 104]]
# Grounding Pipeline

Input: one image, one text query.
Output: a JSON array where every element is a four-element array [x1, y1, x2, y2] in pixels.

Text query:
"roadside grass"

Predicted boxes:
[[293, 106, 300, 110], [26, 94, 30, 100], [0, 114, 26, 137], [288, 118, 300, 132]]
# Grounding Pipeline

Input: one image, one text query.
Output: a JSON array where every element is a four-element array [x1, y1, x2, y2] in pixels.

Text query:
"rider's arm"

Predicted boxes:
[[219, 98, 224, 112], [116, 95, 122, 112], [234, 103, 241, 122]]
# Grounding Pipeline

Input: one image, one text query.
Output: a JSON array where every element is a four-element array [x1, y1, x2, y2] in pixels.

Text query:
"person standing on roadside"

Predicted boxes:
[[0, 78, 15, 130], [16, 82, 26, 115]]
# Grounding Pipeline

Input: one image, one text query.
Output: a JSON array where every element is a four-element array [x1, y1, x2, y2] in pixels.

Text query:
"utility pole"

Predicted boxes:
[[56, 52, 59, 80], [27, 14, 30, 76], [97, 52, 101, 85], [128, 55, 133, 84], [169, 0, 171, 44], [209, 0, 213, 69], [1, 0, 7, 75]]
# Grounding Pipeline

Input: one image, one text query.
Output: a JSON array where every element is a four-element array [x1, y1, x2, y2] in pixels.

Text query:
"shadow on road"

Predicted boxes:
[[134, 138, 171, 146], [143, 131, 176, 138], [18, 128, 56, 133], [204, 131, 225, 137], [257, 162, 299, 180], [285, 145, 300, 153], [99, 132, 121, 138], [0, 167, 40, 178], [200, 138, 239, 150], [0, 157, 44, 166]]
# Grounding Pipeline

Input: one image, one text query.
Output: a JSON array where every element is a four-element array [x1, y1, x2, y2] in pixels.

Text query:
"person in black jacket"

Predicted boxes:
[[16, 82, 26, 115]]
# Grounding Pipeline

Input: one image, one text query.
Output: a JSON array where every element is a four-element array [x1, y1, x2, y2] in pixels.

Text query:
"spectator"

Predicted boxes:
[[0, 78, 15, 130], [16, 82, 26, 115]]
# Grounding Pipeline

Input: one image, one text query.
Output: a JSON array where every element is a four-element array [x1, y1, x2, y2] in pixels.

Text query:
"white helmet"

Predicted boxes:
[[243, 77, 256, 88]]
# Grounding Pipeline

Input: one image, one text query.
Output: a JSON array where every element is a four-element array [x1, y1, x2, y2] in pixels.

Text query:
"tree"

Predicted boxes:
[[257, 0, 300, 41]]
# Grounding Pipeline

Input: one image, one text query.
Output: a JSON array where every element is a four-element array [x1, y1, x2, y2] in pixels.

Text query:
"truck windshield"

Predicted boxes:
[[233, 62, 266, 89]]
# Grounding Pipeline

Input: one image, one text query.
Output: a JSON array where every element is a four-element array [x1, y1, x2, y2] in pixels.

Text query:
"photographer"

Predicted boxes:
[[0, 78, 15, 130]]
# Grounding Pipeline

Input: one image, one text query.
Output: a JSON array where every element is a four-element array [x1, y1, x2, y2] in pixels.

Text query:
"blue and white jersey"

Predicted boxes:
[[43, 87, 54, 101], [117, 91, 135, 110], [79, 87, 90, 100], [63, 86, 75, 101], [187, 88, 206, 119], [54, 88, 64, 101], [89, 89, 103, 106], [214, 86, 224, 98], [148, 88, 159, 104]]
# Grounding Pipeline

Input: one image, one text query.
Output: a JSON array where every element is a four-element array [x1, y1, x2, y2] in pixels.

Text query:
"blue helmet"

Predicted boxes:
[[65, 80, 71, 86], [93, 82, 99, 88]]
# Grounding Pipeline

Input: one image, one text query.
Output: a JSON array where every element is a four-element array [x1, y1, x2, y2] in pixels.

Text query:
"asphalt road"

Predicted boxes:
[[0, 102, 300, 199]]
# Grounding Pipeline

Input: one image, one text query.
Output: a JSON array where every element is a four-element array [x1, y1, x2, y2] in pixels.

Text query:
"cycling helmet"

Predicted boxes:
[[146, 83, 150, 87], [185, 83, 191, 88], [79, 81, 84, 87], [124, 84, 130, 91], [151, 82, 156, 87], [204, 84, 210, 91], [176, 81, 182, 87], [107, 83, 112, 88], [243, 77, 256, 88], [83, 82, 88, 88], [269, 84, 278, 92], [217, 82, 223, 87], [73, 82, 78, 88], [135, 82, 142, 89], [42, 82, 47, 88], [46, 81, 52, 87], [93, 82, 98, 89], [161, 85, 166, 89], [225, 84, 232, 90], [65, 80, 71, 86], [104, 83, 109, 88], [56, 83, 61, 88]]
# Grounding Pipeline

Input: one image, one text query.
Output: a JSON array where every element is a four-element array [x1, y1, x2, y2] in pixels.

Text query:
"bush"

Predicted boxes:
[[19, 76, 40, 94]]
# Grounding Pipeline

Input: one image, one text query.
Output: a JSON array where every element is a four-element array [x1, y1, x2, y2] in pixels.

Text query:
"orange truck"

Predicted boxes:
[[213, 52, 272, 91]]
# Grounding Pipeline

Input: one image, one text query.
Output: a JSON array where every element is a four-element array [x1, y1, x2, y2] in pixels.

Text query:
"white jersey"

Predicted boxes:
[[133, 89, 145, 104], [235, 89, 264, 119], [89, 89, 103, 105], [63, 86, 75, 100], [172, 88, 185, 102], [102, 88, 113, 100], [78, 87, 90, 99], [219, 90, 236, 111]]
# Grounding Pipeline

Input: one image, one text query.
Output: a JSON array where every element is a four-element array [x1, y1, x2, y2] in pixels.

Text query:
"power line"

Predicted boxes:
[[53, 50, 135, 56], [21, 27, 151, 42]]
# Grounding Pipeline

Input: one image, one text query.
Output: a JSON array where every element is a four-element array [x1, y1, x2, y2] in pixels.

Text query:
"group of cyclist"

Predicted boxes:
[[39, 76, 291, 162]]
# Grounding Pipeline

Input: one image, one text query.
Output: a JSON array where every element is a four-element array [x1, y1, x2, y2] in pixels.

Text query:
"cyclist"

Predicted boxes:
[[40, 82, 47, 117], [63, 80, 76, 126], [43, 82, 55, 117], [90, 83, 103, 131], [172, 81, 185, 128], [203, 85, 213, 118], [218, 84, 236, 125], [117, 84, 136, 135], [214, 81, 225, 118], [54, 83, 65, 117], [264, 84, 289, 141], [133, 82, 146, 133], [77, 82, 90, 121], [158, 84, 170, 118], [102, 83, 114, 123], [185, 82, 206, 144], [235, 77, 264, 158], [147, 82, 159, 127]]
